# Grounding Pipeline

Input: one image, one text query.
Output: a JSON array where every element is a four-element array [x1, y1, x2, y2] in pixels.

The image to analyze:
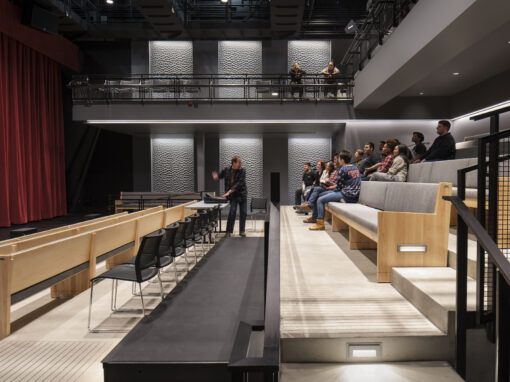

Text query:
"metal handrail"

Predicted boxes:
[[444, 196, 510, 284]]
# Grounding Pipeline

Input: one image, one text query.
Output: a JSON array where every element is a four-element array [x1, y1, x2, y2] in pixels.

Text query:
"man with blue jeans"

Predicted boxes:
[[212, 155, 247, 237], [310, 150, 361, 231]]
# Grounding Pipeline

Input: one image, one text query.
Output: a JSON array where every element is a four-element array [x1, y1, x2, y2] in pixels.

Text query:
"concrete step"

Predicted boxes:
[[392, 267, 476, 333], [280, 362, 464, 382], [448, 233, 477, 279]]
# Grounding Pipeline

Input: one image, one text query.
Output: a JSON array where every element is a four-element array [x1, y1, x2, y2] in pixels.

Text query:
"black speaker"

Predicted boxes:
[[22, 2, 59, 35], [270, 172, 280, 205]]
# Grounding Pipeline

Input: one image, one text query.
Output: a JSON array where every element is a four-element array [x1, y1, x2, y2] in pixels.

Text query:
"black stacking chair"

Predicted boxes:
[[248, 198, 268, 231], [184, 214, 200, 263], [198, 210, 210, 252], [88, 230, 165, 333], [128, 224, 178, 288], [172, 218, 190, 282]]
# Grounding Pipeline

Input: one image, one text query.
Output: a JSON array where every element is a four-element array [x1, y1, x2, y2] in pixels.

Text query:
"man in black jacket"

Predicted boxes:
[[420, 120, 456, 162], [212, 155, 247, 237]]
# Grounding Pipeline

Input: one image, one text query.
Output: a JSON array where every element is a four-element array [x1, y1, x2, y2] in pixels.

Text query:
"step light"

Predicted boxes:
[[398, 244, 427, 253], [271, 92, 279, 96], [348, 344, 381, 360]]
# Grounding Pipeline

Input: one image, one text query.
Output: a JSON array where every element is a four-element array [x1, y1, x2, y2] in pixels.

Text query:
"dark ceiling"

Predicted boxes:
[[20, 0, 368, 41]]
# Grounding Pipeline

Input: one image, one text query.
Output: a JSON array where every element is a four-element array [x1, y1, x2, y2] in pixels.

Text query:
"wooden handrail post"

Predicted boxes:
[[0, 257, 13, 340]]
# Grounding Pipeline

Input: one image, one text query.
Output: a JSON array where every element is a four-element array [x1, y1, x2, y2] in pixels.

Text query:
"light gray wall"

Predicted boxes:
[[151, 135, 195, 192], [288, 40, 331, 73], [288, 137, 331, 204]]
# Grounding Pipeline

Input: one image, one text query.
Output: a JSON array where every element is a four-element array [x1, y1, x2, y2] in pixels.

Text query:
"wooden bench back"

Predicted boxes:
[[0, 207, 163, 255]]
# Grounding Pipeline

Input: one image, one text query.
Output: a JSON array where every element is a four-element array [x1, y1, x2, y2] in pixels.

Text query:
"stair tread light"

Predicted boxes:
[[398, 244, 427, 253], [271, 92, 279, 96], [348, 344, 381, 360]]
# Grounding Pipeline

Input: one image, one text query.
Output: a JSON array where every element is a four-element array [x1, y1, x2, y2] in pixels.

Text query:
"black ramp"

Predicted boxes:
[[103, 237, 265, 382]]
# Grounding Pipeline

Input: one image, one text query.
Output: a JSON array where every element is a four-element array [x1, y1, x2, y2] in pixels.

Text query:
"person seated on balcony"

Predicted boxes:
[[353, 149, 364, 167], [294, 162, 316, 207], [309, 150, 361, 230], [363, 139, 398, 178], [411, 131, 427, 161], [369, 144, 409, 182], [301, 161, 335, 219], [289, 62, 306, 99], [320, 61, 340, 98], [418, 120, 456, 162]]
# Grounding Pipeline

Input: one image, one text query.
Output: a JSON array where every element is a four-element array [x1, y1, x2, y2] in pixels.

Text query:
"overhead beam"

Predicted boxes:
[[270, 0, 306, 37]]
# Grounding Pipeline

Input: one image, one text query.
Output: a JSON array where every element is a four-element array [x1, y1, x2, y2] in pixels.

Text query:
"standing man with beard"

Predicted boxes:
[[212, 155, 247, 237]]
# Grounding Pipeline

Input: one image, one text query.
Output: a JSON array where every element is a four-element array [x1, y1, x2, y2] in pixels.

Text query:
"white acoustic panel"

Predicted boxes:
[[288, 40, 331, 74], [219, 137, 263, 199], [218, 41, 262, 99], [149, 41, 193, 74], [151, 136, 194, 192], [288, 138, 331, 204]]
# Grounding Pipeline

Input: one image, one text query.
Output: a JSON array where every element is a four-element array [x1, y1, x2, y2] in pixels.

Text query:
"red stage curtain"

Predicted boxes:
[[0, 32, 66, 227]]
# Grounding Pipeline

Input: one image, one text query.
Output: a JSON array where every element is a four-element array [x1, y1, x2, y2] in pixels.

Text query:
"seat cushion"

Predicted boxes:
[[358, 182, 387, 210], [383, 183, 438, 213], [328, 202, 379, 233]]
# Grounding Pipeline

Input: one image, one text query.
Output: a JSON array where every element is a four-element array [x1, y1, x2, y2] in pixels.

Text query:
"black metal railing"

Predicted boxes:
[[228, 202, 280, 382], [69, 74, 354, 103], [445, 106, 510, 381], [340, 0, 419, 77]]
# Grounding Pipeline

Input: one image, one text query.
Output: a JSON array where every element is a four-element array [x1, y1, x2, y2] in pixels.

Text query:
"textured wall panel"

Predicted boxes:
[[151, 136, 195, 192], [288, 40, 331, 74], [288, 138, 331, 204], [149, 41, 193, 74], [218, 41, 262, 99], [219, 137, 263, 199]]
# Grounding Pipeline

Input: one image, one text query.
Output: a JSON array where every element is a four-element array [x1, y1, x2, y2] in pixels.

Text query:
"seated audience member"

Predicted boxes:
[[313, 160, 326, 187], [294, 162, 316, 206], [369, 144, 409, 182], [354, 149, 364, 167], [379, 140, 387, 159], [309, 150, 361, 230], [411, 131, 426, 161], [363, 139, 397, 177], [358, 142, 379, 176], [302, 161, 335, 219], [420, 120, 456, 162], [289, 62, 306, 98], [320, 61, 340, 98]]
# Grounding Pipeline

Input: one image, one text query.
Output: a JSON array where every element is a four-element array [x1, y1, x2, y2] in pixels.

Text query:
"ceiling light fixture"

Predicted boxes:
[[220, 0, 228, 3], [419, 92, 424, 95], [452, 72, 460, 76], [106, 0, 114, 4], [271, 92, 279, 96]]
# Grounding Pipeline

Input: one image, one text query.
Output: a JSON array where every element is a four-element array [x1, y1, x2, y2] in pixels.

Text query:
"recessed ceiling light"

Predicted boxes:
[[220, 0, 228, 3], [452, 72, 460, 76], [419, 92, 424, 95], [106, 0, 113, 4]]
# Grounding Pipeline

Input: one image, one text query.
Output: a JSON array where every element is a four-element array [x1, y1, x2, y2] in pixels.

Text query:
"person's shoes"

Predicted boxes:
[[309, 219, 325, 230], [293, 205, 300, 210], [239, 232, 246, 237], [339, 198, 346, 203], [299, 204, 311, 212], [303, 217, 316, 224], [224, 233, 232, 238]]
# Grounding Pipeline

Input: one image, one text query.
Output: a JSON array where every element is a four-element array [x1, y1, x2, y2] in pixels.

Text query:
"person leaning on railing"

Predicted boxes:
[[289, 62, 306, 99], [320, 61, 340, 98]]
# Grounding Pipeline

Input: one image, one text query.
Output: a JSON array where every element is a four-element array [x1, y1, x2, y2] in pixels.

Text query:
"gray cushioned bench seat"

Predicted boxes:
[[408, 158, 478, 200], [328, 203, 379, 233], [327, 182, 440, 234]]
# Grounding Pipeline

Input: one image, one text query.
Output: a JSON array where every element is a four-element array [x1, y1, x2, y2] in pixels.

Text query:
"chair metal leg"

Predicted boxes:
[[88, 280, 95, 332], [157, 272, 165, 301], [173, 262, 179, 283], [139, 283, 146, 316]]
